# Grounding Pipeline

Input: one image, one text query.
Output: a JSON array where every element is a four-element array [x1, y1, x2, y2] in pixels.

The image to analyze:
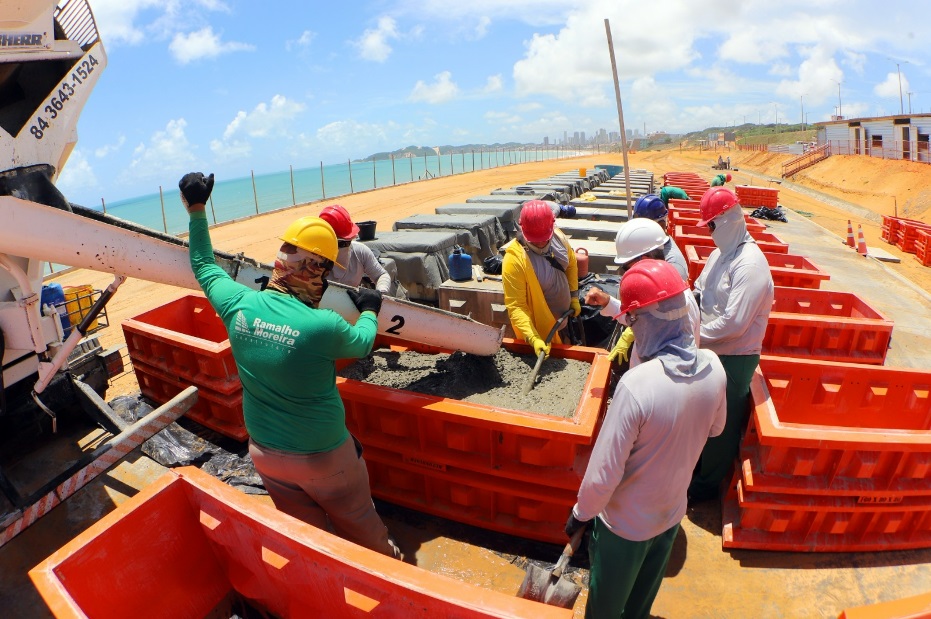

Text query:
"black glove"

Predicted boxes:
[[179, 172, 215, 207], [565, 511, 591, 539], [347, 287, 383, 315]]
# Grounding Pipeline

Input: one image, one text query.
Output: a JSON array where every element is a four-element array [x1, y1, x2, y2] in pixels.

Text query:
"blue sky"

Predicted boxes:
[[56, 0, 930, 206]]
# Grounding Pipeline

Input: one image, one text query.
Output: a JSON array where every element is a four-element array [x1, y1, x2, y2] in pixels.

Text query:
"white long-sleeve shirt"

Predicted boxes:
[[574, 351, 727, 541], [330, 241, 392, 293], [693, 213, 774, 356]]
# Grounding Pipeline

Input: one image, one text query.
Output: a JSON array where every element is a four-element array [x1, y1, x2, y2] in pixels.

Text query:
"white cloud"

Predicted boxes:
[[410, 71, 461, 104], [208, 95, 306, 162], [287, 30, 316, 51], [485, 111, 522, 124], [87, 0, 164, 46], [483, 75, 504, 94], [56, 150, 98, 195], [125, 119, 198, 181], [474, 16, 491, 39], [874, 71, 909, 101], [94, 135, 126, 158], [354, 16, 399, 62], [169, 27, 254, 64]]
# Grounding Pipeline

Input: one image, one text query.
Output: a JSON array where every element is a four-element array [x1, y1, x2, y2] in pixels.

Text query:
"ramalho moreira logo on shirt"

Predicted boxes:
[[233, 310, 299, 347]]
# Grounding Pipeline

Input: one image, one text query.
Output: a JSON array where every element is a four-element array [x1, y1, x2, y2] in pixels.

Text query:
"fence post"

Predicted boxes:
[[290, 165, 296, 205], [100, 197, 106, 214], [373, 158, 376, 189], [438, 151, 442, 176], [158, 185, 168, 232], [320, 161, 326, 199], [391, 154, 396, 186], [348, 159, 354, 193], [409, 156, 413, 182], [251, 170, 259, 214]]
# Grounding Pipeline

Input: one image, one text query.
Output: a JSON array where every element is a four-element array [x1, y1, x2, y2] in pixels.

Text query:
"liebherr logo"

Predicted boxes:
[[233, 311, 300, 348]]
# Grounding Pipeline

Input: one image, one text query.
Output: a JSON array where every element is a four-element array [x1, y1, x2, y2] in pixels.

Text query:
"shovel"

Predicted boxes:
[[522, 309, 573, 396], [516, 526, 585, 608]]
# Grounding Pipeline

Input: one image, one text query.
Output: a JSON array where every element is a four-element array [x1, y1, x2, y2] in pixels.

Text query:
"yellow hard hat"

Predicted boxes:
[[280, 216, 339, 262]]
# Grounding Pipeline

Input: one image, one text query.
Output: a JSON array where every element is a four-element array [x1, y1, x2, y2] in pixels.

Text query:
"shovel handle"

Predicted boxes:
[[551, 526, 585, 580]]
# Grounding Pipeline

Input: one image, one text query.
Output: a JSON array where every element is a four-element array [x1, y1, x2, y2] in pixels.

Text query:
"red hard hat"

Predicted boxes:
[[519, 200, 556, 244], [725, 173, 732, 182], [319, 204, 360, 241], [619, 259, 689, 315], [697, 187, 739, 227]]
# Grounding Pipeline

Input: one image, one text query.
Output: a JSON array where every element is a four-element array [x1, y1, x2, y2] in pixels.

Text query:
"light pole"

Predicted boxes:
[[896, 62, 905, 114], [800, 94, 806, 130], [831, 79, 843, 118]]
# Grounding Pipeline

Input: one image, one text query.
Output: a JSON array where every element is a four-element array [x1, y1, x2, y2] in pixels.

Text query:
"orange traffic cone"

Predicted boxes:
[[857, 224, 868, 256], [846, 220, 855, 247]]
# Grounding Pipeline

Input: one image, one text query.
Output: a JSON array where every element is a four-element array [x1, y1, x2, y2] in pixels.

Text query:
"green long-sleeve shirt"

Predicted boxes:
[[659, 186, 690, 205], [188, 212, 377, 453], [710, 174, 728, 187]]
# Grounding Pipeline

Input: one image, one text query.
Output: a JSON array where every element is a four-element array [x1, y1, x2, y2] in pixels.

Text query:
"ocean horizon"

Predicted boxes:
[[91, 148, 579, 235], [48, 147, 582, 276]]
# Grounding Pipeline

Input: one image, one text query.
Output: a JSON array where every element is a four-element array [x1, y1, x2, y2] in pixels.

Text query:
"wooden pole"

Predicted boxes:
[[604, 18, 633, 220]]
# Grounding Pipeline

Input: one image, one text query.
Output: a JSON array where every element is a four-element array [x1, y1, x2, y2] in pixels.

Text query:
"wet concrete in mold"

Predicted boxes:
[[338, 347, 591, 417]]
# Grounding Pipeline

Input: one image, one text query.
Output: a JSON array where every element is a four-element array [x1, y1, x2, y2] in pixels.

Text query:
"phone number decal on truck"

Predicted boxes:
[[29, 54, 100, 140]]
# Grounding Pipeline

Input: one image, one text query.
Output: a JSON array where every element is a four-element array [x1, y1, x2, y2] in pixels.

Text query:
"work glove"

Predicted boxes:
[[531, 336, 551, 359], [564, 510, 591, 539], [179, 172, 215, 209], [609, 327, 636, 364], [347, 287, 383, 315], [570, 297, 581, 317]]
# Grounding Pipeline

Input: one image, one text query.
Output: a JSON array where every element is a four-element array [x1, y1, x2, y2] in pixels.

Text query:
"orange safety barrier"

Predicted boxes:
[[881, 215, 925, 244], [735, 185, 779, 208], [673, 215, 766, 234], [338, 336, 612, 544], [684, 245, 830, 289], [893, 220, 931, 254], [764, 287, 893, 364], [123, 295, 246, 440], [915, 229, 931, 267], [29, 467, 574, 619], [673, 225, 789, 255], [722, 357, 931, 552], [838, 590, 931, 618]]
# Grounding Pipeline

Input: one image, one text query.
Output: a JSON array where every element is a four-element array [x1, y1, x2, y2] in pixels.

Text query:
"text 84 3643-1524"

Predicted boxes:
[[29, 54, 99, 140]]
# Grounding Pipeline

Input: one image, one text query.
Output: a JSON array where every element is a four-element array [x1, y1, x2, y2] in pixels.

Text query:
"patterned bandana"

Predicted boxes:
[[267, 242, 332, 307]]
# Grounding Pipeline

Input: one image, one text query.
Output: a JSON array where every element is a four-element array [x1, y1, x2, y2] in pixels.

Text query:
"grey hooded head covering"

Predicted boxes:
[[630, 291, 709, 378]]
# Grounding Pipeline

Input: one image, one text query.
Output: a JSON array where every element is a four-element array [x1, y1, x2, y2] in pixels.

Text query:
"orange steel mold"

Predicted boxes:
[[735, 185, 779, 208], [338, 335, 612, 545], [122, 295, 246, 441], [29, 466, 573, 619], [672, 225, 789, 255], [838, 590, 931, 618], [684, 244, 830, 289], [723, 356, 931, 552], [764, 287, 893, 365]]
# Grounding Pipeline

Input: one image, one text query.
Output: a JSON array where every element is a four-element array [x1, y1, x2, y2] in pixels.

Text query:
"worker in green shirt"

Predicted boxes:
[[658, 186, 690, 206], [179, 171, 402, 560], [710, 173, 732, 187]]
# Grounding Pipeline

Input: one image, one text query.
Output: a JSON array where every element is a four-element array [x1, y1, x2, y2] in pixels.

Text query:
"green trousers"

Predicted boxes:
[[689, 354, 760, 498], [585, 518, 680, 619]]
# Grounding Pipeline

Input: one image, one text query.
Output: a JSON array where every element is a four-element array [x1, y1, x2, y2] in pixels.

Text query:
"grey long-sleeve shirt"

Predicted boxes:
[[574, 352, 726, 541], [330, 241, 392, 293]]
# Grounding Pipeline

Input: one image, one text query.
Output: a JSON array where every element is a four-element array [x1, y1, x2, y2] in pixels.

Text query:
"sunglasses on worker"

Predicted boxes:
[[708, 220, 717, 232], [337, 239, 352, 248]]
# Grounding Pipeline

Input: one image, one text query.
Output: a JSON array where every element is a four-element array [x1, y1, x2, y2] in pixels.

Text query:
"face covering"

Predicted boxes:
[[709, 205, 752, 258], [630, 293, 708, 378], [267, 242, 332, 308]]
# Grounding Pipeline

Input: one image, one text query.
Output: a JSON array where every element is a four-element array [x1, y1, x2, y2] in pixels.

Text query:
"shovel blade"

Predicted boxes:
[[517, 563, 582, 609]]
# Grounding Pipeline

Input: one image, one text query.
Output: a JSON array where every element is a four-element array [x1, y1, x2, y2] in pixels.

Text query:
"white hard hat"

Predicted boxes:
[[614, 218, 668, 264]]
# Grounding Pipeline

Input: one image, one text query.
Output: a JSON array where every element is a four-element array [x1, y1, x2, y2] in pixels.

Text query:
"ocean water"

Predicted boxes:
[[94, 148, 570, 235]]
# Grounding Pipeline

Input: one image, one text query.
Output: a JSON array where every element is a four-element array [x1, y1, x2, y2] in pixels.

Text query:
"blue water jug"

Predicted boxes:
[[448, 245, 473, 281], [41, 283, 71, 337]]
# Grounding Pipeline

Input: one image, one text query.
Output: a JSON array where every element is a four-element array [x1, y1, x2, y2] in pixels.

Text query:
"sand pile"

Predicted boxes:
[[338, 347, 590, 417]]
